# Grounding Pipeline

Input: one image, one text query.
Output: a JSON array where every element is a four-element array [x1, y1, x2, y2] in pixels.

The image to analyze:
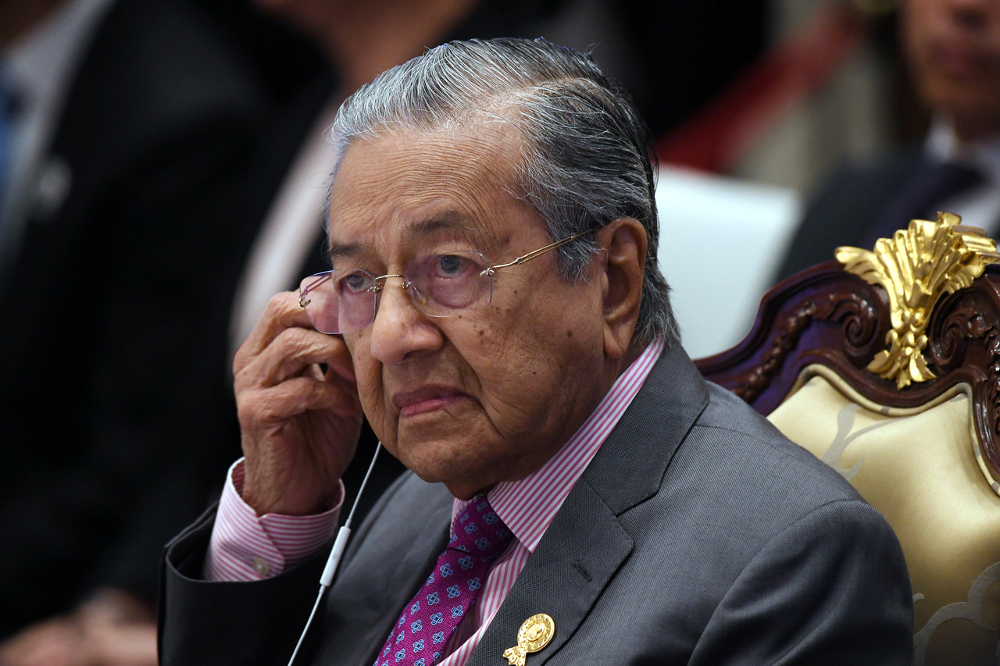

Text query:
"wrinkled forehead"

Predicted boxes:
[[326, 122, 537, 259], [331, 112, 524, 184]]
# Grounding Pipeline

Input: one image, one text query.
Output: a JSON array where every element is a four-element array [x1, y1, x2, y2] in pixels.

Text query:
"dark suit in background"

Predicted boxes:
[[774, 147, 930, 281], [0, 0, 268, 637], [775, 134, 1000, 283], [159, 345, 913, 665]]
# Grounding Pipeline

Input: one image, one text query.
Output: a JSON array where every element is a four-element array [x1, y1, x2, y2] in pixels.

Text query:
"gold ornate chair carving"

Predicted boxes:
[[695, 213, 1000, 665]]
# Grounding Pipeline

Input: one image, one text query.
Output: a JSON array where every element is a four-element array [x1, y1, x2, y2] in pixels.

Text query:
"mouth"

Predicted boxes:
[[928, 40, 993, 79], [392, 385, 471, 417]]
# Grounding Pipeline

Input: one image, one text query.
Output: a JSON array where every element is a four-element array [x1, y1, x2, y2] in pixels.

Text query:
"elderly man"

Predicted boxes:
[[160, 38, 913, 665]]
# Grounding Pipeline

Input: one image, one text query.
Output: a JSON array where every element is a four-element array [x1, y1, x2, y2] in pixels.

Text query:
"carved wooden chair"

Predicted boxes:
[[695, 213, 1000, 665]]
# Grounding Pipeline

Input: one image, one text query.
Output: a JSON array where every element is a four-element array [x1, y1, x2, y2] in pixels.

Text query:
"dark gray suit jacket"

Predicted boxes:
[[159, 344, 914, 665]]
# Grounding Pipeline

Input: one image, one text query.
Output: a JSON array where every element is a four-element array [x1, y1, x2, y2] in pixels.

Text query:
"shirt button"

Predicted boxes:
[[252, 557, 270, 577]]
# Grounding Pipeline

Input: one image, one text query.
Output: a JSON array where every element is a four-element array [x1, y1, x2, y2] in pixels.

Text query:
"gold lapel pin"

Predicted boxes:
[[502, 613, 555, 665]]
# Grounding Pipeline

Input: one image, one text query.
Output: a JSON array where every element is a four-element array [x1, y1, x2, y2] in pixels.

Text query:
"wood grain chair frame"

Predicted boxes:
[[695, 213, 1000, 665]]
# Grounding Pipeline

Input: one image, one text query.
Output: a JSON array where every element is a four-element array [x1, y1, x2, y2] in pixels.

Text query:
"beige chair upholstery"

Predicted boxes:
[[696, 214, 1000, 665]]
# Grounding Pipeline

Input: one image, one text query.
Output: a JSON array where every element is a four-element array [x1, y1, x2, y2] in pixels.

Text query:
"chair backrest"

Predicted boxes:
[[695, 213, 1000, 666]]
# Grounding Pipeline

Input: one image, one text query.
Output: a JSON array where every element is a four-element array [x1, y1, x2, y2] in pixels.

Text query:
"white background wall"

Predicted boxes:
[[655, 166, 802, 359]]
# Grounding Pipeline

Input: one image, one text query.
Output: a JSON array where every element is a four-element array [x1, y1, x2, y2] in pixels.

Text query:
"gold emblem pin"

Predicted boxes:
[[502, 613, 555, 665]]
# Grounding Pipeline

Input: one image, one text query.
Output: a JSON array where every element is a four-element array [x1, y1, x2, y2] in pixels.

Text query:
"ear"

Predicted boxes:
[[597, 218, 646, 360]]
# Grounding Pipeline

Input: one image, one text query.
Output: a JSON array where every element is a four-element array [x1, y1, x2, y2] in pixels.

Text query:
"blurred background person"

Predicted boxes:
[[774, 0, 1000, 280], [645, 0, 995, 358], [0, 0, 269, 663]]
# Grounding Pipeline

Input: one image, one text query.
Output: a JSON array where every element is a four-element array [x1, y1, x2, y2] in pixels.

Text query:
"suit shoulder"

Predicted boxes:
[[773, 146, 923, 279], [806, 148, 923, 215], [689, 383, 863, 509]]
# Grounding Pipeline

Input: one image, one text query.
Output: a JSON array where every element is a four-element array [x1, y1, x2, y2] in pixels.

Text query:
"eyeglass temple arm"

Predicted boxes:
[[299, 272, 332, 307], [483, 226, 599, 276]]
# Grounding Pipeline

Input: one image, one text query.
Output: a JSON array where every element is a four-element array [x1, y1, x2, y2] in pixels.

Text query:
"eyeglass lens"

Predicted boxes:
[[299, 251, 493, 334]]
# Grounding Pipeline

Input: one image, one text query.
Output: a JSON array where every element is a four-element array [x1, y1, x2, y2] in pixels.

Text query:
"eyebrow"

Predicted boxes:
[[402, 212, 475, 244], [328, 212, 482, 263], [327, 240, 364, 263]]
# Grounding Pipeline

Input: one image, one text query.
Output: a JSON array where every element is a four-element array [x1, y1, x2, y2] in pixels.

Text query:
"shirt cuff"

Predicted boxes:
[[203, 458, 343, 582]]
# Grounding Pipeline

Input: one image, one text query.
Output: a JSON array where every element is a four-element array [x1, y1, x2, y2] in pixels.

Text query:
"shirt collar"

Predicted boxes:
[[451, 337, 665, 553], [925, 116, 1000, 186]]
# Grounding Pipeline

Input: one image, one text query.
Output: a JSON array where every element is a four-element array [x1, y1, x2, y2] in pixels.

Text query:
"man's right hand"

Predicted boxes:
[[233, 292, 363, 516]]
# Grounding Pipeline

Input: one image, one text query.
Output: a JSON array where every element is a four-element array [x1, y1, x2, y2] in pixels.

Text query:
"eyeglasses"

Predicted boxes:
[[299, 227, 597, 334]]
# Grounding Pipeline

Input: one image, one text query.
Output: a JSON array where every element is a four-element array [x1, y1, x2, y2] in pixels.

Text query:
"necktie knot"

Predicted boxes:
[[449, 494, 512, 562], [374, 494, 511, 666]]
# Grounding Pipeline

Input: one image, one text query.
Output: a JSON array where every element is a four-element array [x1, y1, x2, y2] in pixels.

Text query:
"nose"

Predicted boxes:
[[368, 276, 444, 364]]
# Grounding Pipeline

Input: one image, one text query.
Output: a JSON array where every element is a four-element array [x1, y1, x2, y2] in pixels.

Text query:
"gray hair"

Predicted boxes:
[[328, 37, 678, 347]]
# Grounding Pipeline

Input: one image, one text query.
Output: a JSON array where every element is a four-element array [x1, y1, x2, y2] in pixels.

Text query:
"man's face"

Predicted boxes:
[[328, 123, 616, 500], [903, 0, 1000, 140]]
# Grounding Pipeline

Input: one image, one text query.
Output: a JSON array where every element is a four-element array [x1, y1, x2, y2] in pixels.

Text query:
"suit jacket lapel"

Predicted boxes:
[[368, 528, 450, 663], [468, 344, 710, 666], [469, 478, 632, 666], [584, 344, 709, 515], [318, 478, 453, 666]]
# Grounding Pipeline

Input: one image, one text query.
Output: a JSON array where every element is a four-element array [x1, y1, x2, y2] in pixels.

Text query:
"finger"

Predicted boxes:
[[238, 376, 362, 429], [233, 292, 314, 375], [237, 326, 355, 391]]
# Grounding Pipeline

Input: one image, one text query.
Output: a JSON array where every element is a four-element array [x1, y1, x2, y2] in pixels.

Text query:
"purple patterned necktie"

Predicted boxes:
[[374, 494, 512, 666]]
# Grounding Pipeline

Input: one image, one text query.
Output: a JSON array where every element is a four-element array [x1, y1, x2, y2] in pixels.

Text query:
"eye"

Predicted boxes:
[[434, 254, 470, 278], [340, 271, 374, 294]]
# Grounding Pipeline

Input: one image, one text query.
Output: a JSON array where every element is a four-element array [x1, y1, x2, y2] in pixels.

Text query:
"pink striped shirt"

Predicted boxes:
[[204, 462, 343, 581], [205, 338, 664, 664]]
